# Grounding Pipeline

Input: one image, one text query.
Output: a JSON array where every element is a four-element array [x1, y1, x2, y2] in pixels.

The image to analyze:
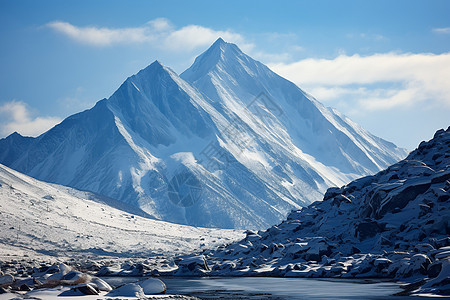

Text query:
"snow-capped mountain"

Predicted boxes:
[[0, 163, 242, 258], [0, 38, 407, 229]]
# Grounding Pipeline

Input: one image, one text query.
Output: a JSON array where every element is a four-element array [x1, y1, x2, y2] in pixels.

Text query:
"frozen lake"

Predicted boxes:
[[103, 276, 419, 299]]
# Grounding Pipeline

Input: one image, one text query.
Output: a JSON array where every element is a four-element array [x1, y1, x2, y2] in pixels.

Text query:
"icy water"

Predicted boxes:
[[102, 276, 420, 299]]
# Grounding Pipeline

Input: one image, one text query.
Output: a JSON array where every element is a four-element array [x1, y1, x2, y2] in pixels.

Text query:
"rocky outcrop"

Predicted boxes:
[[171, 127, 449, 296]]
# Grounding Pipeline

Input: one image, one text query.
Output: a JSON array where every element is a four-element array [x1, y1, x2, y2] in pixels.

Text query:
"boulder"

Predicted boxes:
[[377, 182, 431, 218], [419, 258, 450, 295], [12, 277, 38, 289], [95, 265, 122, 276], [331, 194, 351, 207], [106, 283, 144, 298], [428, 261, 443, 278], [71, 283, 99, 295], [178, 255, 210, 272], [0, 274, 14, 287], [374, 258, 392, 273], [61, 270, 88, 285], [140, 278, 166, 295], [91, 277, 112, 292], [45, 263, 72, 284], [17, 284, 31, 291], [414, 243, 435, 253], [356, 221, 384, 240]]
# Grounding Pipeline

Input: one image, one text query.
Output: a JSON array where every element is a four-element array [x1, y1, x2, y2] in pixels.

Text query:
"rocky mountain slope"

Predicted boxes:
[[0, 38, 407, 229], [184, 127, 449, 295]]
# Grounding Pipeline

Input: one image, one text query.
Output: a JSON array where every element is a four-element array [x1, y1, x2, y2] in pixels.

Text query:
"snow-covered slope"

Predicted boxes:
[[184, 127, 449, 295], [181, 38, 407, 178], [0, 163, 242, 258], [0, 39, 407, 229]]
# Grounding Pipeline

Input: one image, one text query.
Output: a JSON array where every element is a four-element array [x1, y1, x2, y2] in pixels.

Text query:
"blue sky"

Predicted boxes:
[[0, 0, 449, 149]]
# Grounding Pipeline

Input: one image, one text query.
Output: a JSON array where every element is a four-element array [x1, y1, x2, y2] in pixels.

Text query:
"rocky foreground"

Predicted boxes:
[[187, 127, 449, 296], [0, 261, 198, 299]]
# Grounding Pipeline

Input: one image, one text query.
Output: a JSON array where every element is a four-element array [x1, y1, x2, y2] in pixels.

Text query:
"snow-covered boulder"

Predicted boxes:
[[177, 255, 210, 273], [69, 283, 99, 295], [43, 263, 72, 284], [106, 283, 145, 298], [91, 277, 112, 292], [140, 278, 166, 295], [61, 270, 90, 285], [96, 265, 122, 276]]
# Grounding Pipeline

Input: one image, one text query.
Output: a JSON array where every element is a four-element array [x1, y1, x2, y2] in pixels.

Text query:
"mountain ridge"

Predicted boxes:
[[0, 38, 408, 229]]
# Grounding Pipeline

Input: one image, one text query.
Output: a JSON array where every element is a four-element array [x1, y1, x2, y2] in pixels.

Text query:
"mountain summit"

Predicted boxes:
[[0, 39, 408, 229]]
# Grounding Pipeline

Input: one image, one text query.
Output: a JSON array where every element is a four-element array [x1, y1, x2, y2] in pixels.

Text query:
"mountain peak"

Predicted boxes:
[[213, 37, 226, 46], [152, 59, 164, 67], [145, 60, 166, 72], [131, 59, 177, 83], [10, 131, 22, 138], [180, 38, 246, 82], [207, 37, 242, 57]]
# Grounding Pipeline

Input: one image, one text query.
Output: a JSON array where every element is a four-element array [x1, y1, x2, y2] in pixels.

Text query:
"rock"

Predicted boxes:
[[356, 221, 384, 240], [12, 277, 38, 289], [287, 242, 309, 257], [119, 263, 145, 276], [140, 278, 166, 295], [419, 204, 431, 217], [374, 258, 392, 273], [45, 263, 72, 283], [106, 283, 144, 298], [323, 187, 342, 201], [244, 230, 261, 242], [414, 243, 435, 253], [331, 194, 351, 206], [419, 258, 450, 295], [304, 240, 332, 261], [72, 283, 99, 295], [0, 274, 14, 287], [351, 246, 361, 254], [17, 284, 31, 291], [434, 238, 450, 249], [91, 277, 112, 292], [178, 255, 210, 272], [435, 250, 450, 260], [396, 254, 431, 278], [428, 261, 443, 278], [61, 270, 88, 284], [377, 182, 431, 218], [95, 265, 122, 276]]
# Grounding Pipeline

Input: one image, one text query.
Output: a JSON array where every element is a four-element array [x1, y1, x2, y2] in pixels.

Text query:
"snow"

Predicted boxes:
[[0, 163, 243, 259], [158, 127, 448, 296], [0, 38, 408, 229]]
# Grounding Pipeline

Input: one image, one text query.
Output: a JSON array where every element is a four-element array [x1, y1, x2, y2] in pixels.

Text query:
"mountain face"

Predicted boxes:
[[186, 127, 450, 296], [0, 38, 408, 229]]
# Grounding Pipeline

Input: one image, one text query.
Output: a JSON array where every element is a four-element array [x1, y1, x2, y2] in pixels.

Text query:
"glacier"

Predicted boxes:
[[0, 38, 408, 229]]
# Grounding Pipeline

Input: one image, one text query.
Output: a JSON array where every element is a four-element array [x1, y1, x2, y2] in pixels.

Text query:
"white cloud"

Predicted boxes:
[[269, 52, 450, 110], [432, 27, 450, 34], [46, 18, 250, 52], [0, 101, 62, 137]]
